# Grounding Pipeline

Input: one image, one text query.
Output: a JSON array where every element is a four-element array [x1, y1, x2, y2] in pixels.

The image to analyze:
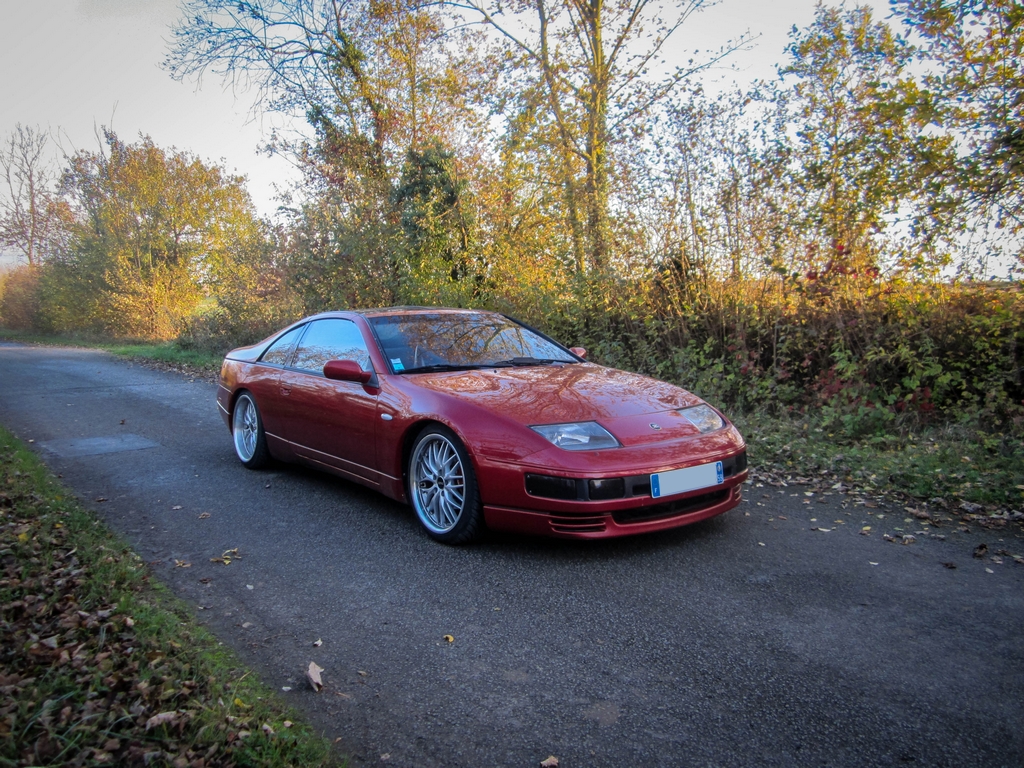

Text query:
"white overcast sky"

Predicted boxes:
[[0, 0, 892, 225]]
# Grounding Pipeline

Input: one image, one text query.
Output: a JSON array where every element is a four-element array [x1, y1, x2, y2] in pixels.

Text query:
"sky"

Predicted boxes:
[[0, 0, 891, 264]]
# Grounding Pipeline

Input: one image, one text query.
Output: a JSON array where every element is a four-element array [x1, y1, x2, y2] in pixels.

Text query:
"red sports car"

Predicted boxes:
[[217, 308, 748, 543]]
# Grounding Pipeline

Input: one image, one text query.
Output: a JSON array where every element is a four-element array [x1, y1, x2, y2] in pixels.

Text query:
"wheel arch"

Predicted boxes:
[[399, 418, 481, 488]]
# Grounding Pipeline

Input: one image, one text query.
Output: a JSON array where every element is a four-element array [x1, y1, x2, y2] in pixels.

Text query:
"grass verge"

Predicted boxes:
[[737, 411, 1024, 525], [0, 425, 336, 768]]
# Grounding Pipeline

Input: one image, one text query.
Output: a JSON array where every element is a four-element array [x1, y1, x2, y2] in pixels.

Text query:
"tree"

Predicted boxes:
[[772, 3, 949, 278], [167, 0, 489, 301], [394, 141, 475, 289], [893, 0, 1024, 271], [0, 124, 70, 266], [45, 132, 264, 338], [447, 0, 750, 275]]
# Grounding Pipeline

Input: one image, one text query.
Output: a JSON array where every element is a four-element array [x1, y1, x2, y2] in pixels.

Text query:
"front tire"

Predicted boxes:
[[232, 392, 270, 469], [408, 426, 483, 544]]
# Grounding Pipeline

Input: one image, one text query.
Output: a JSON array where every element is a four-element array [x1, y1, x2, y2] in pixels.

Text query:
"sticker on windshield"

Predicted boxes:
[[391, 358, 405, 371]]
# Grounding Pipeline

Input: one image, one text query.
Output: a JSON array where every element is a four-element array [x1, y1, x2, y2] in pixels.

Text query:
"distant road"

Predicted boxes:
[[1, 342, 1022, 767]]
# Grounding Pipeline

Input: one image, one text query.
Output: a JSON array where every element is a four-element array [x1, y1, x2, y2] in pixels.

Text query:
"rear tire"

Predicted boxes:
[[232, 392, 270, 469], [408, 426, 483, 544]]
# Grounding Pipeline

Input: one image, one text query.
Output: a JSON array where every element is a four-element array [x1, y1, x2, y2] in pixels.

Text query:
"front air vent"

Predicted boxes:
[[550, 515, 607, 534], [612, 489, 730, 524]]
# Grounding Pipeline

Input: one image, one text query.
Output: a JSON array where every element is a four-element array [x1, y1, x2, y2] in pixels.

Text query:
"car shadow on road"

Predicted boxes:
[[254, 459, 738, 561]]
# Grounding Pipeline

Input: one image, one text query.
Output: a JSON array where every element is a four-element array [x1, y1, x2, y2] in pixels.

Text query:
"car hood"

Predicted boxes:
[[407, 363, 710, 444]]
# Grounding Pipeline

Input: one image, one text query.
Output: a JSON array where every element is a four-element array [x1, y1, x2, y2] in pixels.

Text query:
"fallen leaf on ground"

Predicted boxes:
[[145, 711, 179, 730], [443, 635, 454, 643], [540, 757, 559, 767], [942, 562, 956, 569], [210, 548, 241, 565], [313, 638, 322, 647], [198, 512, 210, 519], [171, 505, 182, 510], [307, 662, 325, 692], [174, 560, 191, 568], [973, 543, 988, 558]]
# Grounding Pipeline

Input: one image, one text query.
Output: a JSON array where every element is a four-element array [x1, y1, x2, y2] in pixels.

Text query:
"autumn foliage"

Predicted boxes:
[[1, 1, 1023, 438]]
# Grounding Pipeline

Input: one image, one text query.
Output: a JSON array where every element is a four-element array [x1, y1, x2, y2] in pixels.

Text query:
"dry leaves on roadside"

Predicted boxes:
[[307, 662, 325, 692], [210, 547, 241, 565]]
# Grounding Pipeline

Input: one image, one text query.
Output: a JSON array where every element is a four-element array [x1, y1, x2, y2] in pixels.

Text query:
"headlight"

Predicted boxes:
[[530, 422, 620, 451], [679, 404, 724, 433]]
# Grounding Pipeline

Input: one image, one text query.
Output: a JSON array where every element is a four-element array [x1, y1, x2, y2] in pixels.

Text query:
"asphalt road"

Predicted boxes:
[[1, 343, 1022, 768]]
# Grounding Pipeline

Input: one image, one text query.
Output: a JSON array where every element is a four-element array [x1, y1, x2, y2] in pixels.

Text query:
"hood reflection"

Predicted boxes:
[[410, 364, 701, 424]]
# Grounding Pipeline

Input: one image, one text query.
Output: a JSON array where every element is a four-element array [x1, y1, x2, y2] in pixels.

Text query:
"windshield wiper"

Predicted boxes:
[[399, 363, 491, 374], [497, 357, 572, 366]]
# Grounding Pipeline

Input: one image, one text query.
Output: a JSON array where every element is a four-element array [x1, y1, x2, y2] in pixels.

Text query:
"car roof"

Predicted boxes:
[[311, 307, 498, 320]]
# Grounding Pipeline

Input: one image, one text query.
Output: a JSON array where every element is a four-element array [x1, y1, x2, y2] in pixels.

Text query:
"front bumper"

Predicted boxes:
[[483, 482, 743, 538], [475, 440, 748, 538]]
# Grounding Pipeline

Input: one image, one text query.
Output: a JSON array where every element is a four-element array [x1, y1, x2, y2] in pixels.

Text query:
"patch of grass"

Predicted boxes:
[[0, 426, 337, 768], [103, 343, 222, 373], [737, 411, 1024, 511]]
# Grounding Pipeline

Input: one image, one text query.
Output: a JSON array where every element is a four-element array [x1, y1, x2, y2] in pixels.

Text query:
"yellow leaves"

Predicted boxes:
[[443, 634, 454, 643], [233, 697, 249, 709], [210, 548, 240, 565]]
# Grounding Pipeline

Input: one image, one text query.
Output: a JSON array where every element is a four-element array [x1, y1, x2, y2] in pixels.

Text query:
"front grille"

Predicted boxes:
[[612, 488, 731, 524]]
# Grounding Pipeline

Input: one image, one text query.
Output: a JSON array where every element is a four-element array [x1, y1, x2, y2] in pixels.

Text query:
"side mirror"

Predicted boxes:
[[569, 346, 588, 360], [324, 359, 372, 384]]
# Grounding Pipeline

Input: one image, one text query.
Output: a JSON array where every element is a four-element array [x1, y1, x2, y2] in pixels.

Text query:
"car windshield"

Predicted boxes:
[[368, 313, 578, 373]]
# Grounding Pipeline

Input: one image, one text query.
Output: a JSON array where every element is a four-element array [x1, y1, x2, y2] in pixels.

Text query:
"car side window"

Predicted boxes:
[[292, 319, 371, 373], [260, 325, 305, 366]]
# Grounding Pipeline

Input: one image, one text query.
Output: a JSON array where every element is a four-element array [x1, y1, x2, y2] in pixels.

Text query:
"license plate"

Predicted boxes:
[[651, 461, 724, 499]]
